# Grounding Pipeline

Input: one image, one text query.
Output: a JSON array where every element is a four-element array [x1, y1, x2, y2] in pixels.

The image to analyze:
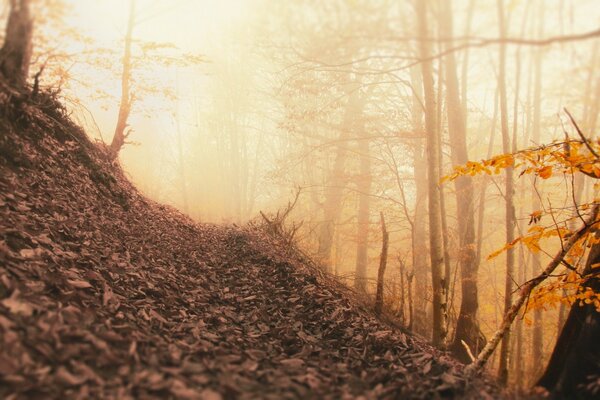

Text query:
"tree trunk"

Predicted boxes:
[[538, 241, 600, 398], [375, 212, 389, 316], [0, 0, 33, 89], [354, 139, 372, 293], [465, 204, 598, 377], [439, 0, 483, 363], [496, 0, 516, 385], [407, 270, 414, 330], [437, 56, 451, 308], [530, 3, 545, 378], [416, 0, 446, 347], [398, 257, 406, 325], [410, 65, 429, 337], [110, 0, 136, 159], [317, 84, 363, 272]]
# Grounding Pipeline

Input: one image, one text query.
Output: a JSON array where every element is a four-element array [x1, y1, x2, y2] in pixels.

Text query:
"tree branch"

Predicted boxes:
[[465, 202, 600, 377]]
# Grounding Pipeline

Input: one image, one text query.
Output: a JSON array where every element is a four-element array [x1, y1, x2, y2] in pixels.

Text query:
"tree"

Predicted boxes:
[[110, 0, 135, 158], [354, 136, 372, 293], [416, 0, 446, 347], [106, 0, 204, 160], [448, 113, 600, 399], [495, 0, 516, 385], [375, 212, 389, 315], [0, 0, 33, 89], [317, 82, 365, 273], [409, 64, 430, 337], [538, 240, 600, 397], [439, 0, 483, 363]]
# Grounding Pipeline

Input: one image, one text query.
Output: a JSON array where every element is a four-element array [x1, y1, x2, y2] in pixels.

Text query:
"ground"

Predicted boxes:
[[0, 90, 498, 398]]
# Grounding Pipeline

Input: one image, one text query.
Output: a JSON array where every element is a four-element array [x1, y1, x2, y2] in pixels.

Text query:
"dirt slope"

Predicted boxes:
[[0, 91, 497, 399]]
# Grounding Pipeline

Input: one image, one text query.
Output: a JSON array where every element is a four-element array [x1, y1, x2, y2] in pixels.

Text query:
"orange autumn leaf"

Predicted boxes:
[[538, 165, 553, 179]]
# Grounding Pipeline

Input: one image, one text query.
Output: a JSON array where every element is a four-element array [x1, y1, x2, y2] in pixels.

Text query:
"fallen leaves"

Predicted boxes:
[[0, 95, 497, 399], [67, 279, 93, 289], [1, 289, 33, 316]]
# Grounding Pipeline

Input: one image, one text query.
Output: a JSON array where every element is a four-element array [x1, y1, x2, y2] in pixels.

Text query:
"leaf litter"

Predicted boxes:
[[0, 92, 499, 398]]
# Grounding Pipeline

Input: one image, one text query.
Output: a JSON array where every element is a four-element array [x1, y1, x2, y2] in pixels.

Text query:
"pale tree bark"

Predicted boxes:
[[439, 0, 483, 363], [0, 0, 33, 90], [416, 0, 446, 347], [460, 0, 476, 120], [475, 89, 498, 266], [174, 74, 189, 215], [409, 65, 430, 337], [530, 3, 545, 378], [496, 0, 516, 385], [110, 0, 136, 159], [354, 139, 372, 293], [437, 61, 452, 320], [509, 24, 525, 387]]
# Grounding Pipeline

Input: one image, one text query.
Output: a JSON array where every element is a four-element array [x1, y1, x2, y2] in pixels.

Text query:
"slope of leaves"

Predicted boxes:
[[0, 90, 498, 399]]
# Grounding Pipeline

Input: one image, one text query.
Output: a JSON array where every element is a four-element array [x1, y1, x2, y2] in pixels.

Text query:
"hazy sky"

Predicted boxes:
[[43, 0, 600, 220]]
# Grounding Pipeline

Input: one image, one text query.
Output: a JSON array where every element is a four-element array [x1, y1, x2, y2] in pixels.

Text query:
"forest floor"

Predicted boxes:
[[0, 90, 500, 399]]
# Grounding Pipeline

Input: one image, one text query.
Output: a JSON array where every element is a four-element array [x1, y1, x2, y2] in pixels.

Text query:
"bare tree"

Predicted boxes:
[[110, 0, 136, 158], [496, 0, 516, 385], [354, 137, 372, 293], [439, 0, 483, 363], [374, 212, 389, 316], [416, 0, 447, 347]]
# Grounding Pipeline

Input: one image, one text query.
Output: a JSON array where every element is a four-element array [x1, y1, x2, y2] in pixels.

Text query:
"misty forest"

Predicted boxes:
[[1, 0, 600, 398]]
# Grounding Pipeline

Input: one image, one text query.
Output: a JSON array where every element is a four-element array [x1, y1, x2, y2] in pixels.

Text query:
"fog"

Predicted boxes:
[[13, 0, 600, 388]]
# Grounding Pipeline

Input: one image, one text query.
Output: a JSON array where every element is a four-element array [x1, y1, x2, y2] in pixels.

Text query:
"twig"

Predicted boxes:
[[465, 203, 599, 377], [564, 108, 599, 159]]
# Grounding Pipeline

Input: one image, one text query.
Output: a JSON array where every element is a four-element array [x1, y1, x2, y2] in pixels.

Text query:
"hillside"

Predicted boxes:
[[0, 91, 498, 399]]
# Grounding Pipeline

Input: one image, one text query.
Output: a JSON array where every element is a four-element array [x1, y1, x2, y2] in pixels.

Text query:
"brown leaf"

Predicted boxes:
[[170, 380, 202, 400], [199, 388, 222, 400], [280, 358, 305, 368], [1, 290, 33, 316], [19, 248, 42, 259], [67, 279, 92, 289], [55, 366, 87, 386]]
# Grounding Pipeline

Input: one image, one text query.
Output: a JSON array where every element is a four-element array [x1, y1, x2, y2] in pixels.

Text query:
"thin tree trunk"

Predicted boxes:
[[407, 270, 414, 330], [530, 3, 546, 378], [410, 65, 429, 337], [496, 0, 516, 385], [398, 257, 406, 325], [416, 0, 446, 347], [375, 212, 389, 316], [317, 84, 363, 272], [110, 0, 136, 158], [476, 89, 498, 266], [460, 0, 476, 121], [174, 73, 189, 214], [354, 140, 372, 293], [437, 66, 452, 321]]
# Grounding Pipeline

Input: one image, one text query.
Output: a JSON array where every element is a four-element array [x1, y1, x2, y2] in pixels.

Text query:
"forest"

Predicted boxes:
[[0, 0, 599, 398]]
